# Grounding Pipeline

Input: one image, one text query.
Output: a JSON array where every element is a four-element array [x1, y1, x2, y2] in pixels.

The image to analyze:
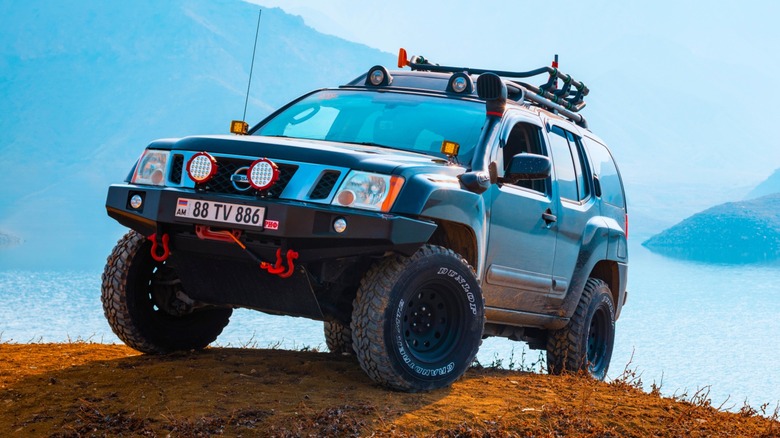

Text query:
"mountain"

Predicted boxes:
[[746, 168, 780, 200], [643, 193, 780, 263], [0, 0, 393, 269], [0, 232, 21, 249]]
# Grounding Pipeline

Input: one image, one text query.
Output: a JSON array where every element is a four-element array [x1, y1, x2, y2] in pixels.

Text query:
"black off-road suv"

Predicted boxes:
[[102, 50, 628, 392]]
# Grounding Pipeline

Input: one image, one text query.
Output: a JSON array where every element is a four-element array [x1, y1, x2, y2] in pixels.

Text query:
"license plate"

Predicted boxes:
[[174, 197, 265, 228]]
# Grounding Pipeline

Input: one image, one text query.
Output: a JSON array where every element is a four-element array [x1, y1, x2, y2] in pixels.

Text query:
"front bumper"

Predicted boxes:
[[106, 183, 437, 262]]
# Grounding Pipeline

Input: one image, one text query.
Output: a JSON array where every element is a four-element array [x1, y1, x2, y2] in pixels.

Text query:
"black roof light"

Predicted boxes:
[[447, 72, 474, 94], [366, 65, 393, 86]]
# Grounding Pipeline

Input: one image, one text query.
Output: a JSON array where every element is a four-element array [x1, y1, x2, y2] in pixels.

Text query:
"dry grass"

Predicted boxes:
[[1, 343, 778, 437]]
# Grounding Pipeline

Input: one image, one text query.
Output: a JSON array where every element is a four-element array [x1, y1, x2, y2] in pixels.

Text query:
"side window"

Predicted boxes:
[[501, 122, 547, 194], [566, 131, 591, 201], [548, 126, 578, 200], [548, 125, 590, 202], [583, 138, 626, 207]]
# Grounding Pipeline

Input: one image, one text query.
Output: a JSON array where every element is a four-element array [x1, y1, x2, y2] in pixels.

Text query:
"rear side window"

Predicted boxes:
[[548, 125, 590, 202], [583, 138, 625, 207]]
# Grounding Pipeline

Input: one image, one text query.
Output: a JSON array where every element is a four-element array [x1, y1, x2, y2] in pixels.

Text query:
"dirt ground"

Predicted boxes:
[[1, 343, 778, 437]]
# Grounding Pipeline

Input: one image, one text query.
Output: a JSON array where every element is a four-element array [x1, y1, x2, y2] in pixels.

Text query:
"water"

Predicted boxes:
[[1, 243, 778, 410]]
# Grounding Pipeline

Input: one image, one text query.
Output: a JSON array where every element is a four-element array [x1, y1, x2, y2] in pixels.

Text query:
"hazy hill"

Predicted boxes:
[[0, 0, 393, 269], [746, 168, 780, 200], [0, 232, 21, 249], [643, 193, 780, 263]]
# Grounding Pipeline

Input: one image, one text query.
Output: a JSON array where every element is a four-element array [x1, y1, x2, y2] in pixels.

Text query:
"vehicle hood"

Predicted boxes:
[[153, 135, 462, 175]]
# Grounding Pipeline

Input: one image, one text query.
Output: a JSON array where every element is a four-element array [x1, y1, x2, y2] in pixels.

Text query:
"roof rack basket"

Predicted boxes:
[[397, 49, 590, 128]]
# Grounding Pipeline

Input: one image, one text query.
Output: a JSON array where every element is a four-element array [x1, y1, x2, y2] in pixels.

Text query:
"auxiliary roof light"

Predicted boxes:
[[447, 72, 473, 94], [247, 158, 280, 190], [366, 65, 393, 86], [186, 152, 218, 184]]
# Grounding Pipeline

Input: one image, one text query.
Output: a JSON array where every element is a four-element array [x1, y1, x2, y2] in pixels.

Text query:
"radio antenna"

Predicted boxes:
[[231, 9, 262, 135], [243, 9, 262, 122]]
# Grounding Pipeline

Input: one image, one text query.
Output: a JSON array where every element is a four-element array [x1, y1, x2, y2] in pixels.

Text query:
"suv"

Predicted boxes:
[[102, 50, 628, 392]]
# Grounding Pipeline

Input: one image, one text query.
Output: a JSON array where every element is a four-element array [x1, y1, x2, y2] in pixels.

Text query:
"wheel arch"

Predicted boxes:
[[427, 219, 479, 270], [588, 260, 625, 319]]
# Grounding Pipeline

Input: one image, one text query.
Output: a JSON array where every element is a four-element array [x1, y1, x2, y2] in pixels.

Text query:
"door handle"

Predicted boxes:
[[542, 210, 557, 225]]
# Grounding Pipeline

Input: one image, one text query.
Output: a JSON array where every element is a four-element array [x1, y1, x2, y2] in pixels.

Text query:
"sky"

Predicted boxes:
[[245, 0, 780, 233], [246, 0, 778, 71]]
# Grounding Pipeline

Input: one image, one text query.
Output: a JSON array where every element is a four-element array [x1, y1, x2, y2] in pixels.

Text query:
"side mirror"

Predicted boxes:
[[504, 154, 551, 184]]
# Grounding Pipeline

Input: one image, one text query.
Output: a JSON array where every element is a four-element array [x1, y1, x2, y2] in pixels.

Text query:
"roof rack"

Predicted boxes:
[[397, 48, 589, 128]]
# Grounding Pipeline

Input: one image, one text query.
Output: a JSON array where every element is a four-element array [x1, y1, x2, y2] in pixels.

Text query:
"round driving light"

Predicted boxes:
[[452, 76, 468, 93], [369, 69, 385, 86], [187, 152, 217, 183], [129, 194, 143, 209], [333, 217, 347, 233], [247, 158, 279, 190]]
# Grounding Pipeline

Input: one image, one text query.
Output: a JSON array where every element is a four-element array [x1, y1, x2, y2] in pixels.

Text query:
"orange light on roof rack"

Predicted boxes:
[[397, 48, 409, 68]]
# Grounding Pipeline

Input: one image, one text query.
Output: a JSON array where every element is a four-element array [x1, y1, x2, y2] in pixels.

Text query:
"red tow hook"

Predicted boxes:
[[278, 249, 299, 278], [148, 233, 170, 262], [260, 248, 299, 278], [216, 230, 299, 279]]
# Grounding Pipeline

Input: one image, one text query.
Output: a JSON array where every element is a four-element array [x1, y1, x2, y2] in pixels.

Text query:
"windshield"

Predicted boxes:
[[255, 90, 486, 162]]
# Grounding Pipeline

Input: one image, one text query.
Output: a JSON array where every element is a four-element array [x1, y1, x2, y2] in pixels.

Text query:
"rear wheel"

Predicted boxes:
[[351, 245, 484, 392], [101, 230, 232, 353], [546, 278, 615, 380], [324, 320, 353, 354]]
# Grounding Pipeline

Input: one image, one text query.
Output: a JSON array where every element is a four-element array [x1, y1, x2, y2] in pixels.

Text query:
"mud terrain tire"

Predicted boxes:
[[324, 320, 353, 354], [351, 245, 484, 392], [546, 278, 615, 380], [101, 230, 232, 353]]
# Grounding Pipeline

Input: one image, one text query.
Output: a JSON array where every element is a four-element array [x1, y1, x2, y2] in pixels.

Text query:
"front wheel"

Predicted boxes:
[[351, 245, 485, 392], [546, 278, 615, 380], [101, 230, 232, 354]]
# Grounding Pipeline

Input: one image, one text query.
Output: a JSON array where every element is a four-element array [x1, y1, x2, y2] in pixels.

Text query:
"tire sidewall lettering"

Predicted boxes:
[[394, 298, 455, 377], [436, 266, 477, 315]]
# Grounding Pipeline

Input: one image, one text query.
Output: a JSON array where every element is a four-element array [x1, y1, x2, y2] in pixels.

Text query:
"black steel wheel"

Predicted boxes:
[[101, 230, 232, 354], [546, 278, 615, 380], [351, 245, 484, 392]]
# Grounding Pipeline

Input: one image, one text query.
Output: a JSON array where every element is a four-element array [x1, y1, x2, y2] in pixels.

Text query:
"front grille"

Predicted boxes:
[[195, 157, 298, 197], [309, 171, 341, 199], [169, 154, 184, 184]]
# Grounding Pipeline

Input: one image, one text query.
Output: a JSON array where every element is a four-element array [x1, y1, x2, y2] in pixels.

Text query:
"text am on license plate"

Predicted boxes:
[[174, 198, 265, 228]]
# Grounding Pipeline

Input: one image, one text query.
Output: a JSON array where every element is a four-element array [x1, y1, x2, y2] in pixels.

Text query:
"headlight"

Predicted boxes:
[[331, 171, 404, 212], [131, 150, 170, 186]]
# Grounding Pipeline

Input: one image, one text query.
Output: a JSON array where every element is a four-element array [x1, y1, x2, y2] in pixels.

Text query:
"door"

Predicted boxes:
[[483, 120, 558, 311], [546, 125, 598, 295]]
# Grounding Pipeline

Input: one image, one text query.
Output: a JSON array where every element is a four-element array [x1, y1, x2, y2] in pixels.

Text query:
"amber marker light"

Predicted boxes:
[[230, 120, 248, 135], [441, 140, 460, 156], [398, 48, 409, 68], [380, 175, 405, 212]]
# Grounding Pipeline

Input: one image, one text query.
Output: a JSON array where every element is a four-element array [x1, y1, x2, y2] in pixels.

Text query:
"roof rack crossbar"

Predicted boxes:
[[404, 53, 589, 119], [513, 80, 586, 113], [407, 58, 589, 99]]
